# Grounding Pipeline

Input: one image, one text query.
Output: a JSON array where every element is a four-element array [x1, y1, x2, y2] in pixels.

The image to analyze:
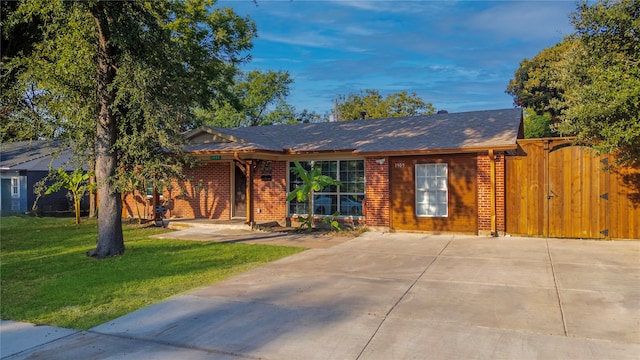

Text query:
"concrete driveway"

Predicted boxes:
[[3, 232, 639, 359]]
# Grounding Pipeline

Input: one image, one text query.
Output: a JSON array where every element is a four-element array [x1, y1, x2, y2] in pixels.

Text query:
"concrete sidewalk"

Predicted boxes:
[[2, 232, 639, 359]]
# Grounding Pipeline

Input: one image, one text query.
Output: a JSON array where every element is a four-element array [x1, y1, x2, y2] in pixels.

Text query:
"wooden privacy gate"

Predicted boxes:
[[506, 139, 640, 239]]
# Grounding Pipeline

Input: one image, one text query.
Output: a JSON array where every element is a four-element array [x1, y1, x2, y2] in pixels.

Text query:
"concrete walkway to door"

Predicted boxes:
[[3, 232, 639, 359]]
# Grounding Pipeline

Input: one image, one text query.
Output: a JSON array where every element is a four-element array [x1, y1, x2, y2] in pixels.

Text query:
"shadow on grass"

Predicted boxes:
[[0, 217, 302, 329]]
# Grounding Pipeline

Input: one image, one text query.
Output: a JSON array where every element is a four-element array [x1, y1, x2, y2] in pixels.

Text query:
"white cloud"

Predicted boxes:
[[220, 0, 574, 113], [465, 1, 574, 41]]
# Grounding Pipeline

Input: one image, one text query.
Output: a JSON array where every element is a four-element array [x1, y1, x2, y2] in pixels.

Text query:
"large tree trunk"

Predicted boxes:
[[88, 7, 124, 258]]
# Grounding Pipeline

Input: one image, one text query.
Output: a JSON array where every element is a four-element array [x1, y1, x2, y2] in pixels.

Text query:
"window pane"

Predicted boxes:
[[428, 191, 437, 204], [313, 195, 337, 215], [316, 161, 338, 192], [415, 164, 448, 217], [437, 177, 447, 189], [340, 195, 363, 216], [317, 161, 337, 178], [289, 161, 311, 192], [416, 191, 427, 203], [288, 160, 364, 217], [11, 178, 19, 197], [289, 200, 309, 215]]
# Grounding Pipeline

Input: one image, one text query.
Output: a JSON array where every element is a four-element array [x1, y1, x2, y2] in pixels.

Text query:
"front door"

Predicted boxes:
[[234, 164, 246, 218]]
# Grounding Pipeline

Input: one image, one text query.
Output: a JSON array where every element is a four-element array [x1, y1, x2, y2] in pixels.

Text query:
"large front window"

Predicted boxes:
[[288, 160, 365, 217], [416, 163, 448, 217]]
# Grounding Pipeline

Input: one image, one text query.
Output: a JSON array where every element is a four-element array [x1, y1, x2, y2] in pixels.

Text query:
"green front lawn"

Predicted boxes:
[[0, 217, 303, 330]]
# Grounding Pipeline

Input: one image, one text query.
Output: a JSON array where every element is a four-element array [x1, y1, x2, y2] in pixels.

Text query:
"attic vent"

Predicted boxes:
[[437, 110, 449, 114], [210, 135, 233, 143]]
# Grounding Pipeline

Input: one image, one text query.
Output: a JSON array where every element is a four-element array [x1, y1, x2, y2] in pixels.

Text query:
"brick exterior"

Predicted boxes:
[[253, 160, 288, 222], [122, 192, 154, 219], [122, 153, 506, 235], [122, 163, 231, 220], [365, 157, 390, 228], [477, 152, 506, 234], [156, 162, 232, 219]]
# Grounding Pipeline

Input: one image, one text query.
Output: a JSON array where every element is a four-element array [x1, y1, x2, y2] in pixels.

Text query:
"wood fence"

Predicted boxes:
[[506, 138, 640, 239]]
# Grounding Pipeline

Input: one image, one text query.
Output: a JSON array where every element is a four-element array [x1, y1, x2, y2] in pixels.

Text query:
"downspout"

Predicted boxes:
[[489, 149, 497, 236]]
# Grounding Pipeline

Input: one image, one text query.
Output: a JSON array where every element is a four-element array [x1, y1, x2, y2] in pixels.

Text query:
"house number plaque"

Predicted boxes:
[[394, 162, 405, 168]]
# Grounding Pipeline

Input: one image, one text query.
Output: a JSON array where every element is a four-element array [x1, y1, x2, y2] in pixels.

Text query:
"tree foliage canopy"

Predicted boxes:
[[197, 69, 294, 127], [507, 0, 639, 160], [552, 0, 640, 165], [506, 40, 572, 118], [1, 0, 256, 257], [522, 108, 554, 139], [336, 89, 435, 121]]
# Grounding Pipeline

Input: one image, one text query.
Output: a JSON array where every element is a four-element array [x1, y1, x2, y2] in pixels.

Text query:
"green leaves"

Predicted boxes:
[[44, 168, 94, 225], [2, 0, 256, 176], [200, 69, 294, 128], [506, 40, 572, 118], [286, 161, 343, 232], [45, 168, 92, 195], [286, 161, 340, 203], [336, 89, 435, 121], [552, 0, 640, 165], [507, 0, 639, 165]]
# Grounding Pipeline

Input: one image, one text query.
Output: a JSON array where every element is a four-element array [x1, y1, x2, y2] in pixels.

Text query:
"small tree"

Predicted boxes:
[[45, 168, 93, 224], [286, 161, 342, 231]]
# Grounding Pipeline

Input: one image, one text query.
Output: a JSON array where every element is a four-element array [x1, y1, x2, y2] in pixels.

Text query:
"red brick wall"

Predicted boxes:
[[163, 162, 231, 219], [122, 191, 153, 219], [365, 157, 390, 228], [477, 152, 506, 233], [253, 160, 288, 222], [121, 154, 506, 234]]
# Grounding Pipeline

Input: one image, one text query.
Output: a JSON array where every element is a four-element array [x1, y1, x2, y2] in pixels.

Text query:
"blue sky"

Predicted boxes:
[[218, 0, 576, 115]]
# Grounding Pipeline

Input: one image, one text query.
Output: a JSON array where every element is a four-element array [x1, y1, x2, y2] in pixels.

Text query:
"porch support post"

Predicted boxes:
[[234, 152, 253, 225], [489, 149, 497, 236], [246, 160, 253, 225]]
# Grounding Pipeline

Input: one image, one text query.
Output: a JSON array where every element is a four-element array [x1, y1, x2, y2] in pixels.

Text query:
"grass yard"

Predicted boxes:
[[0, 217, 303, 330]]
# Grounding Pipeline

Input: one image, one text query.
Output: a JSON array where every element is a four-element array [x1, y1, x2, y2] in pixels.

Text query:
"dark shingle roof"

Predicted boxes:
[[185, 108, 522, 155], [0, 140, 76, 171]]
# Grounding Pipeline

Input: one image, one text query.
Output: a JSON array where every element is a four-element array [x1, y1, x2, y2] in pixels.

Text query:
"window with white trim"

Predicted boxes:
[[416, 163, 448, 217], [10, 177, 20, 198], [288, 160, 365, 217]]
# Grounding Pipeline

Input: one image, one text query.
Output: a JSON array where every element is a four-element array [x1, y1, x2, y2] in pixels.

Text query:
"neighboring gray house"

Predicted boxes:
[[0, 140, 83, 214]]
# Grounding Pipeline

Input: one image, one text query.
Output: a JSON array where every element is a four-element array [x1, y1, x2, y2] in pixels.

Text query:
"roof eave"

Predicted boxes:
[[283, 148, 356, 155], [353, 144, 518, 156], [188, 148, 282, 155]]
